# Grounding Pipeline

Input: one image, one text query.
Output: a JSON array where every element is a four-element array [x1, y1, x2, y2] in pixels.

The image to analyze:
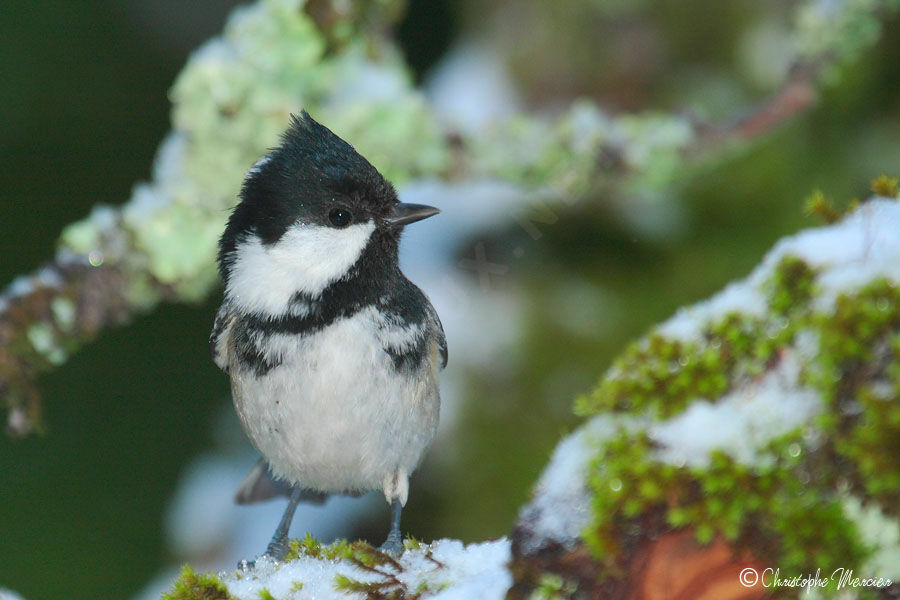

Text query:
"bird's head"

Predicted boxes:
[[218, 112, 438, 316]]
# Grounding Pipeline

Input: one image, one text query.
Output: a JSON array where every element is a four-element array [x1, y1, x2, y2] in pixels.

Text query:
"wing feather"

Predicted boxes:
[[209, 302, 236, 372], [425, 300, 448, 370]]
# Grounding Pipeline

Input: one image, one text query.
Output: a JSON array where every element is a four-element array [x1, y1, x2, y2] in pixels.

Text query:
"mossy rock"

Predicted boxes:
[[513, 198, 900, 599]]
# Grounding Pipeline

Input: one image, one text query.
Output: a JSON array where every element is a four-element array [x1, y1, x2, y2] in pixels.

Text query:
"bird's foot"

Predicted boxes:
[[265, 535, 291, 562], [236, 537, 290, 570], [378, 530, 404, 557]]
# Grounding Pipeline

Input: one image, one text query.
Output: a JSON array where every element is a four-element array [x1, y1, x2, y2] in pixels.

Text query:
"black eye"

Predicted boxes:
[[328, 208, 352, 228]]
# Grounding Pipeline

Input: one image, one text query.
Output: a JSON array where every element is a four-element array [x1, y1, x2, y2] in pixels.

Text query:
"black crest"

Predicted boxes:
[[217, 111, 398, 282]]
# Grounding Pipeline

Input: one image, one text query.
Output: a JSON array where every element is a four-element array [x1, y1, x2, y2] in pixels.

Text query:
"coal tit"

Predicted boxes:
[[210, 112, 446, 559]]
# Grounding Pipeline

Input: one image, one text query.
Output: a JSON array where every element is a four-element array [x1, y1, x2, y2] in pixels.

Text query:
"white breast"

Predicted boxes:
[[228, 307, 440, 498]]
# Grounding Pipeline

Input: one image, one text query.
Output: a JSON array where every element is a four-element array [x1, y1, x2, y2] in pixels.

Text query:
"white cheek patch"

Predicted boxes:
[[226, 221, 375, 315]]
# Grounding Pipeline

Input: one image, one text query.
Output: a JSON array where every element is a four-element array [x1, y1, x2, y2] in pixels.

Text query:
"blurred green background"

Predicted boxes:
[[1, 1, 899, 598]]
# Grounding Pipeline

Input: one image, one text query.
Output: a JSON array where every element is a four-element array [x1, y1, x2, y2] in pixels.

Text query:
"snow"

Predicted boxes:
[[515, 416, 636, 554], [773, 199, 900, 311], [648, 351, 824, 468], [842, 496, 900, 580], [424, 540, 512, 600], [657, 280, 768, 341], [216, 538, 512, 600], [658, 199, 900, 341], [0, 589, 25, 600]]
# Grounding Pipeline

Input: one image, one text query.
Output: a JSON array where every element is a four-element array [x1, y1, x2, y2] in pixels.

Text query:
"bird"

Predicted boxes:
[[210, 111, 446, 560]]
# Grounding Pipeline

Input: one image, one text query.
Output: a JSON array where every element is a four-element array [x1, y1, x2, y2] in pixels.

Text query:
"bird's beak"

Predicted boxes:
[[385, 203, 440, 228]]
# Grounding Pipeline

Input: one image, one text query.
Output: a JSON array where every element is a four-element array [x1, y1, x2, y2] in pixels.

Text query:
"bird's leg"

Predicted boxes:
[[378, 498, 404, 556], [264, 486, 303, 561]]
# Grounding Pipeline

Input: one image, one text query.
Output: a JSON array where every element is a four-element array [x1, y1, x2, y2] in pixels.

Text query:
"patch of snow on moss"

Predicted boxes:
[[649, 351, 824, 468], [219, 538, 511, 599], [658, 199, 900, 341], [515, 416, 635, 554]]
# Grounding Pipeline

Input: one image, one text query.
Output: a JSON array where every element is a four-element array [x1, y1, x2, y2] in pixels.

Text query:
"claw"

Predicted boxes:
[[378, 497, 405, 556], [378, 531, 404, 557], [247, 486, 302, 567], [265, 537, 291, 562]]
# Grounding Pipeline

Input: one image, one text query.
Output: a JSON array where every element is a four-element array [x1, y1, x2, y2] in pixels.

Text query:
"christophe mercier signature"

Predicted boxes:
[[740, 567, 893, 591]]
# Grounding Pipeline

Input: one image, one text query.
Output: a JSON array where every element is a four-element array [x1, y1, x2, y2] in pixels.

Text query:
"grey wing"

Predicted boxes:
[[235, 458, 364, 505], [234, 459, 327, 505], [209, 302, 236, 372], [425, 299, 448, 370]]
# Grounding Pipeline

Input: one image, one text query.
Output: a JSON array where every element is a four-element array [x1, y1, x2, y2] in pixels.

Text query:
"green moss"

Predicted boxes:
[[533, 573, 577, 599], [333, 569, 406, 599], [226, 534, 419, 597], [585, 430, 869, 580], [767, 255, 818, 316], [344, 542, 399, 569], [162, 565, 233, 600], [403, 536, 424, 551], [286, 533, 416, 568], [585, 430, 683, 558], [708, 312, 793, 375], [813, 279, 900, 385], [576, 308, 794, 419], [257, 590, 276, 600], [575, 334, 729, 419], [285, 533, 355, 561], [333, 574, 363, 591], [578, 253, 900, 582], [333, 574, 386, 595], [871, 174, 899, 198], [327, 540, 411, 597], [576, 256, 819, 420], [808, 279, 900, 514], [804, 189, 842, 223], [836, 381, 900, 504]]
